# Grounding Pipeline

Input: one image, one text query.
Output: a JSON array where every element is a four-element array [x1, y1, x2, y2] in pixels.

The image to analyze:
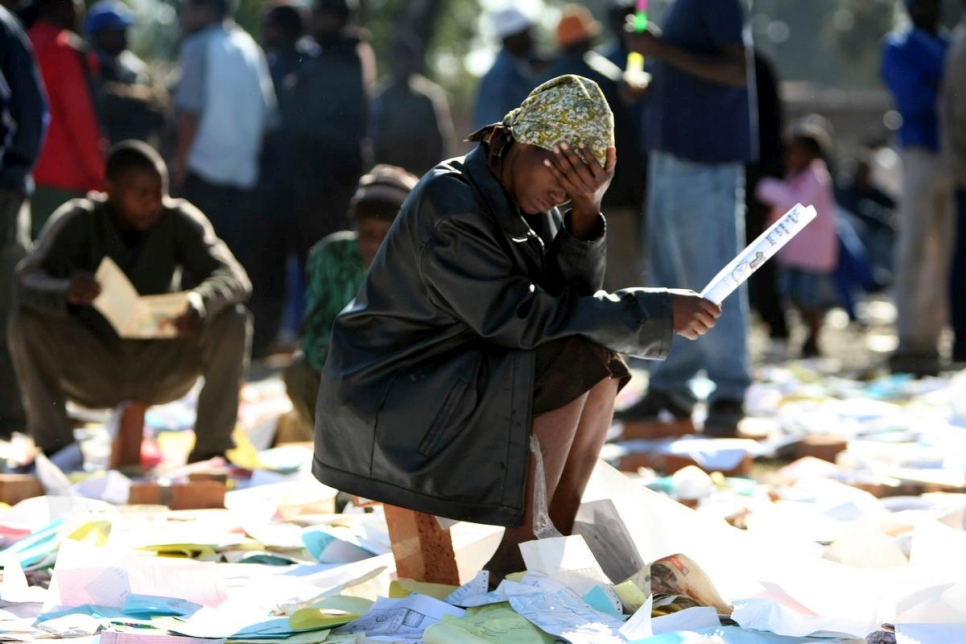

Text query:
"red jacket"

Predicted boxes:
[[29, 20, 104, 192]]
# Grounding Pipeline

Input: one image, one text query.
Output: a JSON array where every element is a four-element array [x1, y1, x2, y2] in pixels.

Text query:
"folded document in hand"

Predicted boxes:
[[93, 257, 189, 339], [701, 203, 817, 305]]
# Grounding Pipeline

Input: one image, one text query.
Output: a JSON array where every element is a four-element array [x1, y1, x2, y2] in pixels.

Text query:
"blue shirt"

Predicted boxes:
[[643, 0, 756, 164], [473, 49, 540, 129], [175, 23, 276, 189], [881, 27, 949, 152], [0, 6, 48, 195]]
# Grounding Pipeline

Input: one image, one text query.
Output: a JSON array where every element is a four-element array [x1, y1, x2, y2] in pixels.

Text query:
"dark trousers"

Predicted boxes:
[[183, 173, 286, 359], [746, 183, 789, 340], [282, 352, 319, 442], [0, 189, 29, 435], [8, 304, 251, 458], [951, 188, 966, 361]]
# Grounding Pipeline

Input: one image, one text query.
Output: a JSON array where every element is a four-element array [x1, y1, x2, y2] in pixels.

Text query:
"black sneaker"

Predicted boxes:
[[887, 352, 940, 378], [704, 399, 744, 438], [615, 389, 693, 423]]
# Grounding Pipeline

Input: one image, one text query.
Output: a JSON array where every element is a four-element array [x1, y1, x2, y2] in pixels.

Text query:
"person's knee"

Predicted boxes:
[[206, 304, 252, 351], [7, 307, 49, 346]]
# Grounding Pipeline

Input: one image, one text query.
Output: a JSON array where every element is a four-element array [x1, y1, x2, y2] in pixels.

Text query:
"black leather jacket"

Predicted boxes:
[[313, 145, 672, 526]]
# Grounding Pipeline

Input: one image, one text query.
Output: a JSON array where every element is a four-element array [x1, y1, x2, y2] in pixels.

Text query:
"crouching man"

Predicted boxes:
[[8, 140, 252, 463]]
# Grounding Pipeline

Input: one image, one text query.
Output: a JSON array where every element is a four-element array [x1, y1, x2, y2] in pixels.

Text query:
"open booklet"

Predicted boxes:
[[701, 202, 817, 305], [92, 257, 190, 339]]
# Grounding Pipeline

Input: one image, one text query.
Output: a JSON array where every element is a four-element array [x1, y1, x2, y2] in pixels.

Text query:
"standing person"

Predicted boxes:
[[371, 35, 456, 177], [85, 0, 143, 85], [27, 0, 105, 239], [746, 50, 790, 355], [262, 2, 314, 92], [174, 0, 275, 355], [84, 0, 168, 146], [283, 0, 373, 266], [943, 0, 966, 363], [9, 141, 251, 463], [544, 4, 643, 291], [473, 7, 542, 130], [313, 76, 719, 583], [621, 0, 756, 436], [0, 4, 47, 438], [881, 0, 951, 376], [598, 0, 648, 291], [257, 1, 314, 356], [756, 127, 838, 357]]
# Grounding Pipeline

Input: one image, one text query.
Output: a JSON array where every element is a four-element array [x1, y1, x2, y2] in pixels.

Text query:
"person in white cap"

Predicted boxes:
[[473, 7, 543, 129]]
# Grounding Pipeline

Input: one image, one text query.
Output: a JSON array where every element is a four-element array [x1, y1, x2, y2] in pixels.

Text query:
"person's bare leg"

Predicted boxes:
[[548, 377, 619, 535], [482, 392, 588, 587]]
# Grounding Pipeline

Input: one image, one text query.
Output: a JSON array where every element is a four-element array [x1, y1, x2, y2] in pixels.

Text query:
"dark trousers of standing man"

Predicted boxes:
[[7, 304, 251, 460], [183, 172, 285, 359], [0, 188, 30, 437], [951, 188, 966, 362]]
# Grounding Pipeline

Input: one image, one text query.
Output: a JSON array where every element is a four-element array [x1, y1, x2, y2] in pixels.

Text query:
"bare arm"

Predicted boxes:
[[630, 30, 748, 87], [173, 111, 199, 191]]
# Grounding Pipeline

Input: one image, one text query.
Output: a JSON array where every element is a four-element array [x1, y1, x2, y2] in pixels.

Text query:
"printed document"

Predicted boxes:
[[93, 257, 189, 338], [701, 203, 816, 305]]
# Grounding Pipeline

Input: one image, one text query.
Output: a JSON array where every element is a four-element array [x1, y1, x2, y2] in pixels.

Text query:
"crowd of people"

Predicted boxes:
[[0, 0, 962, 502]]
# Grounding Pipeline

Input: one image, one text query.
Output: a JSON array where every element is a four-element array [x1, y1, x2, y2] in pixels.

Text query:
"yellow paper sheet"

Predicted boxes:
[[423, 603, 558, 644], [289, 595, 374, 631], [389, 579, 458, 601]]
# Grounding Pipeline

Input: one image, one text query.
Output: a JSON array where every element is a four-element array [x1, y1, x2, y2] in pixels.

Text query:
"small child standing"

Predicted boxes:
[[756, 126, 839, 357]]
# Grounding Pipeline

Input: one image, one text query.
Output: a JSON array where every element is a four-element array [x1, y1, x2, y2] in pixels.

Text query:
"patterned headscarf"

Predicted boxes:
[[502, 74, 614, 167]]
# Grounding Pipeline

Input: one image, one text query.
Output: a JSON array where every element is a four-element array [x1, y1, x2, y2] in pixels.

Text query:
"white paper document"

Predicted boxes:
[[336, 594, 465, 641], [701, 203, 816, 305], [93, 257, 189, 338]]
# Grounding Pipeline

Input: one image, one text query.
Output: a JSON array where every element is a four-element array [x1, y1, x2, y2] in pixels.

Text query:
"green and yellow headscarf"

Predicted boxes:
[[501, 74, 614, 167]]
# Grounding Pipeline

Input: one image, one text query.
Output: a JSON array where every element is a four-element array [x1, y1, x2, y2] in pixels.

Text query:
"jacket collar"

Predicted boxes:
[[462, 145, 537, 243]]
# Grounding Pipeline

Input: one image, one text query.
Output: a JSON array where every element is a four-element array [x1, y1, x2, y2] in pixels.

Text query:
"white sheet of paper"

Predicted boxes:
[[896, 623, 966, 644], [33, 453, 76, 496], [701, 203, 816, 304], [93, 257, 140, 332], [49, 541, 227, 611], [0, 560, 47, 604], [650, 606, 720, 635], [519, 535, 614, 600], [92, 257, 188, 339], [169, 605, 272, 639], [502, 574, 626, 644], [618, 595, 654, 642], [336, 594, 464, 641]]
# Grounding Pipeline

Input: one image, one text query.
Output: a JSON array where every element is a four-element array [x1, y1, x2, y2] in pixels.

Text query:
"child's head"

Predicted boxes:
[[785, 125, 829, 174], [104, 140, 167, 231], [350, 165, 418, 267]]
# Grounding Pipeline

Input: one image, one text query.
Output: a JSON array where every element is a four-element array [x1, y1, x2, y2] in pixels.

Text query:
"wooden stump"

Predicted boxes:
[[110, 402, 149, 471], [383, 505, 460, 585]]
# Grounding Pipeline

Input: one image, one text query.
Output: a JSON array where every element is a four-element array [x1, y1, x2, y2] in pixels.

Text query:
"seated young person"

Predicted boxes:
[[9, 140, 252, 463], [284, 165, 418, 439], [312, 76, 720, 582]]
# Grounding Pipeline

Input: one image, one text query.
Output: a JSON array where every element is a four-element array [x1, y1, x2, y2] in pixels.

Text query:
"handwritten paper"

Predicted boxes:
[[93, 257, 189, 339], [701, 203, 816, 305]]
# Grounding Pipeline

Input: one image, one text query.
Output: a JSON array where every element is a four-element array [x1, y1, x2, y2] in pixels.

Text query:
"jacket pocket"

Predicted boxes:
[[417, 378, 469, 457]]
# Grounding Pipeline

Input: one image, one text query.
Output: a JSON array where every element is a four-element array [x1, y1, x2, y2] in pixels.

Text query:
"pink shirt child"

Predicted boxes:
[[755, 159, 838, 273]]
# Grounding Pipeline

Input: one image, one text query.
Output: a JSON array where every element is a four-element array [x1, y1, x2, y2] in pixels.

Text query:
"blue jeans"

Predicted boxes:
[[951, 188, 966, 361], [644, 151, 751, 407]]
